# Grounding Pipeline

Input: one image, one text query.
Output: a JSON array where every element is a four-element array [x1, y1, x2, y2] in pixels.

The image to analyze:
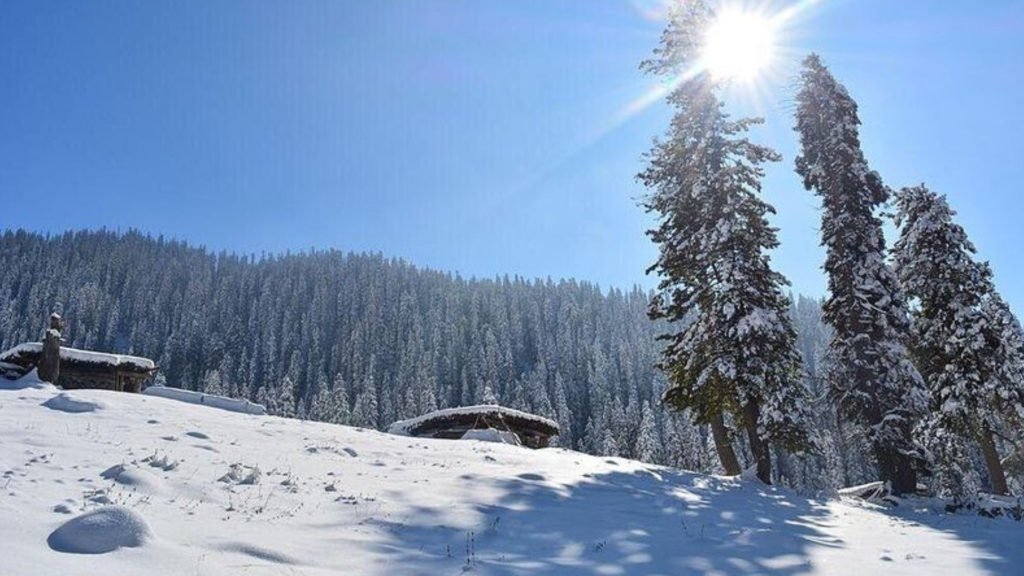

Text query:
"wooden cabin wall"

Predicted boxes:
[[57, 367, 149, 393]]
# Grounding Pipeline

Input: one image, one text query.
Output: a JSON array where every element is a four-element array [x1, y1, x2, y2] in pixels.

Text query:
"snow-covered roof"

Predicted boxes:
[[387, 404, 559, 437], [0, 342, 156, 372]]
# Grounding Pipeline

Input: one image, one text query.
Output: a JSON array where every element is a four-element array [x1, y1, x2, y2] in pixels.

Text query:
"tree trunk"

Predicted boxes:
[[877, 445, 917, 496], [38, 328, 61, 384], [710, 412, 741, 476], [866, 403, 917, 496], [834, 411, 856, 486], [742, 400, 772, 484], [891, 451, 917, 496], [979, 421, 1009, 496]]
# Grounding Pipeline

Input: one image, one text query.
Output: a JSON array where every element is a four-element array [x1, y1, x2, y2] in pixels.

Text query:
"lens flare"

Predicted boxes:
[[702, 7, 779, 82]]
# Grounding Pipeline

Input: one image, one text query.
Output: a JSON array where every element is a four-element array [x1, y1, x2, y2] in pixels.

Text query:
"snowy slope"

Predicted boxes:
[[1, 374, 1021, 576]]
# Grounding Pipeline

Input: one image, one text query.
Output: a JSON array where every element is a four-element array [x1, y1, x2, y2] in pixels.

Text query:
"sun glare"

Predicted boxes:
[[702, 7, 778, 82]]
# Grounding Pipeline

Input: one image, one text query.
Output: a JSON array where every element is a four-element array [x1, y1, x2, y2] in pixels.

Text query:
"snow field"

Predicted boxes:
[[1, 374, 1021, 575]]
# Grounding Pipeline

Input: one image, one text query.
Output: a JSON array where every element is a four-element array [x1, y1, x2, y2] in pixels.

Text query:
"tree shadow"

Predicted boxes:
[[365, 465, 843, 575]]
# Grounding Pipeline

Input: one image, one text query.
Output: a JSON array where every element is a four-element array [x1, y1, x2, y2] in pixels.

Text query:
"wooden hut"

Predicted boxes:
[[0, 342, 158, 393], [388, 405, 559, 449]]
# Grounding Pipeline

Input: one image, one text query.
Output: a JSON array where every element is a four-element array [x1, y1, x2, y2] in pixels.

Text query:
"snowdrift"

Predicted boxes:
[[141, 385, 266, 415]]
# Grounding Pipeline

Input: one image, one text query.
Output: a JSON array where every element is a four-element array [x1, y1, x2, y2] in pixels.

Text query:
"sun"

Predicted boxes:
[[702, 7, 778, 82]]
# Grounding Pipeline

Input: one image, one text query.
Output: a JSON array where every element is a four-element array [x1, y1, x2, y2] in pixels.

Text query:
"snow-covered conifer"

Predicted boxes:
[[635, 401, 660, 463], [893, 185, 1024, 495], [352, 374, 380, 429], [794, 54, 927, 495], [202, 369, 226, 396], [277, 375, 297, 418], [552, 373, 574, 449], [640, 1, 812, 483]]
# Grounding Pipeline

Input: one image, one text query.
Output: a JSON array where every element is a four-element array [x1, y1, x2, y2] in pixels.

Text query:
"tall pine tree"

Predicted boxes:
[[640, 2, 811, 484], [894, 185, 1024, 495], [794, 54, 927, 494]]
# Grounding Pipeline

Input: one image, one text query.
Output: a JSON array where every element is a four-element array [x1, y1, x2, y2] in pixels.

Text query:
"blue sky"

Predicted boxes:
[[2, 1, 1023, 308]]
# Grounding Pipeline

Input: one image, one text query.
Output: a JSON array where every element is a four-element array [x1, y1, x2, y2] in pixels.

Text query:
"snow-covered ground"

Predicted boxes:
[[2, 373, 1021, 575]]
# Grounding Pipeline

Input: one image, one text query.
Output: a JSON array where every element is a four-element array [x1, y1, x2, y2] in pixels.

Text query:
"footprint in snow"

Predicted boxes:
[[185, 431, 210, 440], [342, 447, 358, 457]]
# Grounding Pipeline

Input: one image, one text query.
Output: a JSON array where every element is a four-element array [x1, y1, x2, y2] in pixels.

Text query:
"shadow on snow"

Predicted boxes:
[[365, 464, 843, 575], [866, 496, 1023, 575]]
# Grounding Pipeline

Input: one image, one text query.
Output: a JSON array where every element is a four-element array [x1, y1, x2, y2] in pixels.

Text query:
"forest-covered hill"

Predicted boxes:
[[0, 229, 839, 489]]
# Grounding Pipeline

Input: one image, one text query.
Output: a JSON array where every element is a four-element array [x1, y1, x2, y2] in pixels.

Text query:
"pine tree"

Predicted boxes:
[[635, 401, 660, 463], [202, 369, 226, 396], [277, 375, 297, 418], [307, 385, 328, 422], [552, 373, 574, 449], [481, 383, 498, 406], [893, 186, 1011, 495], [981, 295, 1024, 487], [600, 410, 621, 458], [352, 382, 379, 429], [794, 54, 927, 494], [983, 294, 1024, 414], [661, 413, 703, 471], [640, 2, 812, 484], [583, 412, 605, 456]]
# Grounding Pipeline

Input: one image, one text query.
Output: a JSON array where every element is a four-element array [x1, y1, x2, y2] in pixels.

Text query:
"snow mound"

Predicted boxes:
[[47, 506, 153, 554], [42, 393, 104, 413], [100, 464, 163, 492], [143, 385, 266, 415], [219, 542, 296, 564], [0, 369, 51, 391]]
